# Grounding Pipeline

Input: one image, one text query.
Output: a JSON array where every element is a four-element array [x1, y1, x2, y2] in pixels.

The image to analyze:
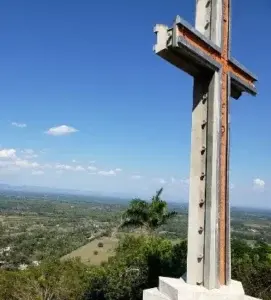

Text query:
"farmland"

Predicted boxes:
[[0, 190, 123, 269], [0, 189, 271, 270], [62, 236, 119, 265]]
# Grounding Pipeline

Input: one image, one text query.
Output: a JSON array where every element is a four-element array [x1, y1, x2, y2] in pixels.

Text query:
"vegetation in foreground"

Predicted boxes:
[[0, 189, 271, 300], [0, 235, 270, 300]]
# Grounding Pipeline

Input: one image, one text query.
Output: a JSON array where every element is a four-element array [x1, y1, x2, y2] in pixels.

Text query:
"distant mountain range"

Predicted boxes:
[[0, 182, 187, 209], [0, 183, 91, 195], [0, 183, 146, 199], [0, 182, 270, 213]]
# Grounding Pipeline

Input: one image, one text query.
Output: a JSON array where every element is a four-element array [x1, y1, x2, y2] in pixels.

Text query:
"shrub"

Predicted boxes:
[[0, 258, 91, 300], [95, 235, 187, 300], [98, 242, 104, 248], [0, 236, 270, 300]]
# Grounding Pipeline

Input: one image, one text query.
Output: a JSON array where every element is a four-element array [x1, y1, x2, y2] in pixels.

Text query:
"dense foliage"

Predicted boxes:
[[0, 235, 270, 300], [232, 239, 271, 299]]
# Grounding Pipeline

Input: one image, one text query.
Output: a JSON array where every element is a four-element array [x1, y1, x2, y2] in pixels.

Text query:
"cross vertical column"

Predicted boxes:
[[187, 77, 209, 286], [203, 71, 221, 289], [187, 0, 225, 289], [205, 0, 227, 289], [186, 0, 212, 287]]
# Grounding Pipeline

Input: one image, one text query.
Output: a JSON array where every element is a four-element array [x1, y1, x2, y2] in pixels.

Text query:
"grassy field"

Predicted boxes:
[[62, 237, 119, 265], [62, 233, 184, 266]]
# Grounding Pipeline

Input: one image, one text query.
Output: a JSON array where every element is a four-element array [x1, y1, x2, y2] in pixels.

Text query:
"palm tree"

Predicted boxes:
[[120, 188, 177, 233]]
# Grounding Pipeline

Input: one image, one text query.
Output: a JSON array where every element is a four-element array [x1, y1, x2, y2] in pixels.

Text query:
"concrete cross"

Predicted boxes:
[[153, 0, 257, 290]]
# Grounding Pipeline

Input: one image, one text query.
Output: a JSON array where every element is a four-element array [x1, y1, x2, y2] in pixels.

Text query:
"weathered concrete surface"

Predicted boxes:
[[203, 70, 221, 289], [187, 0, 221, 289], [187, 78, 208, 286], [143, 288, 170, 300], [143, 277, 262, 300], [186, 0, 211, 287]]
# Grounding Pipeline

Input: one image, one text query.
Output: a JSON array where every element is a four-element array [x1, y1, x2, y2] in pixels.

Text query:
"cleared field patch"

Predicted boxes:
[[62, 237, 119, 265]]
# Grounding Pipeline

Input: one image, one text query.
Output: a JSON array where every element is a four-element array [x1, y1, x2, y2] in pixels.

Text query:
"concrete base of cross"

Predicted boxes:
[[143, 277, 261, 300]]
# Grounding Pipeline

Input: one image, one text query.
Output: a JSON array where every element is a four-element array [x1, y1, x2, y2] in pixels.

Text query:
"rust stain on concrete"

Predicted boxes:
[[177, 25, 255, 89], [219, 0, 230, 286]]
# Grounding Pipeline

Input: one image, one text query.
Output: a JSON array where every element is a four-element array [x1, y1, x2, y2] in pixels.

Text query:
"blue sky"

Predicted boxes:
[[0, 0, 270, 207]]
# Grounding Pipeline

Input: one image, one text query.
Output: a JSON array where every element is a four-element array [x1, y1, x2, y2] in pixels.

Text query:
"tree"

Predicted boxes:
[[87, 235, 187, 300], [98, 242, 104, 248], [120, 188, 177, 233], [0, 236, 270, 300], [0, 258, 91, 300], [231, 239, 271, 300]]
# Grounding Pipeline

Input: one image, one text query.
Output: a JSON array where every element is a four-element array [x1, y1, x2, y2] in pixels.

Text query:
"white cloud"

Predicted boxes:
[[0, 149, 16, 159], [14, 159, 40, 169], [21, 149, 38, 159], [0, 149, 42, 171], [22, 149, 34, 155], [98, 170, 116, 176], [54, 163, 85, 172], [253, 178, 265, 190], [45, 125, 78, 136], [170, 177, 177, 184], [43, 164, 52, 169], [131, 175, 142, 180], [72, 159, 77, 163], [168, 177, 188, 185], [31, 162, 40, 168], [74, 165, 85, 172], [88, 166, 97, 171], [32, 170, 44, 175], [115, 168, 122, 172], [11, 122, 27, 128], [55, 164, 73, 171]]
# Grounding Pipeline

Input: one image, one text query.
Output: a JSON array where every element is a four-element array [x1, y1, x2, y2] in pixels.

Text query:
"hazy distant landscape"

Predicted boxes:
[[1, 186, 270, 271]]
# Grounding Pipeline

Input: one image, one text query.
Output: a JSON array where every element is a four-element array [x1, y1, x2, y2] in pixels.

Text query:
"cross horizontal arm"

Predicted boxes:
[[153, 23, 220, 78], [153, 16, 257, 99]]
